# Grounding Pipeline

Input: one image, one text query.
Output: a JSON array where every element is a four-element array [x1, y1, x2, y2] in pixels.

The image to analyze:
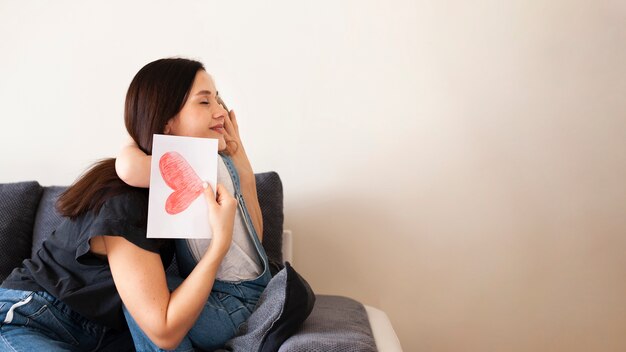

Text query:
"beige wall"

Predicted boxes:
[[1, 1, 625, 350]]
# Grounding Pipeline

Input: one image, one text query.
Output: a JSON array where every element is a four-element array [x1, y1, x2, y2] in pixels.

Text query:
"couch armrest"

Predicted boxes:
[[365, 305, 403, 351]]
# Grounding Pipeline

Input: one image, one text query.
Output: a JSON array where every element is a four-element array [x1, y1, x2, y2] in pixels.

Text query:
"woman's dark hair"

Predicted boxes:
[[57, 58, 206, 219]]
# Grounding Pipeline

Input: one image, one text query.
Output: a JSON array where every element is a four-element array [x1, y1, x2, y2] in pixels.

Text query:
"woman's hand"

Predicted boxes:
[[203, 183, 236, 254], [223, 109, 254, 179]]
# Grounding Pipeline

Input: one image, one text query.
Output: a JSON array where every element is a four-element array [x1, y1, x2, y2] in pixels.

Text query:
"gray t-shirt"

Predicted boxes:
[[185, 156, 262, 281]]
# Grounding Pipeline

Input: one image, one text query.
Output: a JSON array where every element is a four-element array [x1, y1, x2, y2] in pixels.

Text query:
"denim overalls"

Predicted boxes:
[[0, 154, 272, 351]]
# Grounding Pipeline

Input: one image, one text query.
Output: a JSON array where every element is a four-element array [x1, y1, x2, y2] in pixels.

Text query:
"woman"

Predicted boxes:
[[0, 57, 271, 351]]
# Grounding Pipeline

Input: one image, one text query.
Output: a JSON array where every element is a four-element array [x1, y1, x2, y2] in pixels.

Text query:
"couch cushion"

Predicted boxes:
[[255, 172, 285, 276], [32, 186, 67, 258], [221, 262, 316, 352], [0, 181, 44, 282], [278, 295, 377, 352]]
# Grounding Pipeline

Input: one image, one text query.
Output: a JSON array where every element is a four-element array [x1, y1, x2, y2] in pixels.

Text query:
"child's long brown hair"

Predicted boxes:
[[57, 58, 206, 220]]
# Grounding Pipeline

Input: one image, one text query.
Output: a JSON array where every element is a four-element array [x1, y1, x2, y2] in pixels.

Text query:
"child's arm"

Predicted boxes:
[[115, 135, 151, 188]]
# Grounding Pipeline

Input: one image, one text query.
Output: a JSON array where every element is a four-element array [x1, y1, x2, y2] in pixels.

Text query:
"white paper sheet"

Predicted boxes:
[[147, 134, 218, 239]]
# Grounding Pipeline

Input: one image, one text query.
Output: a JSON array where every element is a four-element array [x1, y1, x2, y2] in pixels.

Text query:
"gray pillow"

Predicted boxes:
[[0, 181, 43, 282], [219, 262, 315, 352]]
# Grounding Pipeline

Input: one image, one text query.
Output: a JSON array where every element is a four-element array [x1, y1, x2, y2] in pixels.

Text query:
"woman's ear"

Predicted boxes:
[[164, 115, 179, 135], [164, 120, 173, 135]]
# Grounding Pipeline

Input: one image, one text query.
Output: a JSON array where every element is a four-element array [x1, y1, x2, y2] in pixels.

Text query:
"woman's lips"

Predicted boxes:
[[210, 125, 224, 134]]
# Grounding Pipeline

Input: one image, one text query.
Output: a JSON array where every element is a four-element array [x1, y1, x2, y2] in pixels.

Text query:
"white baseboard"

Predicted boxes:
[[282, 229, 293, 264]]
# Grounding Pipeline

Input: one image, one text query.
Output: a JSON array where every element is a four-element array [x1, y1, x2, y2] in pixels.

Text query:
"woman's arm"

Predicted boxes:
[[104, 184, 236, 350], [115, 134, 151, 188], [239, 170, 264, 242], [223, 109, 264, 241]]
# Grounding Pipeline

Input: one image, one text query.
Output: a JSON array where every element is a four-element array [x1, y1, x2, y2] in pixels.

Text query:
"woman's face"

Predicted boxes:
[[164, 70, 227, 151]]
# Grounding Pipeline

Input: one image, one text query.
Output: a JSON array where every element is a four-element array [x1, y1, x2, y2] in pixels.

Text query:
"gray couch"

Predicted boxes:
[[0, 174, 379, 351]]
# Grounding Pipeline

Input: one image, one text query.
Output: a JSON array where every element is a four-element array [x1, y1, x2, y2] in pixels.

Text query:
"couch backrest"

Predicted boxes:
[[0, 181, 43, 281], [0, 172, 285, 282], [32, 186, 67, 258]]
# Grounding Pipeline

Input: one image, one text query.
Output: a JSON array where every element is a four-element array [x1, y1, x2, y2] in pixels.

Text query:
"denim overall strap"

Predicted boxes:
[[217, 153, 270, 283]]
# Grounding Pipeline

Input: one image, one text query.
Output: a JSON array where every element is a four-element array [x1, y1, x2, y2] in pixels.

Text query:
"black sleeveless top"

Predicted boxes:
[[1, 189, 174, 330]]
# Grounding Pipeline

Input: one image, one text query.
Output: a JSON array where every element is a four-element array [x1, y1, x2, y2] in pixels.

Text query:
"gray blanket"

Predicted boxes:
[[279, 295, 377, 352]]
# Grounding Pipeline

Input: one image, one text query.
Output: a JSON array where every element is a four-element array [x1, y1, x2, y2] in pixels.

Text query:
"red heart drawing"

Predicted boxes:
[[159, 151, 204, 215]]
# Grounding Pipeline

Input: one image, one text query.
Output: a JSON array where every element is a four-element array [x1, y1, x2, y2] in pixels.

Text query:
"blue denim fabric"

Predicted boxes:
[[123, 154, 272, 351], [0, 288, 133, 351], [123, 268, 270, 351]]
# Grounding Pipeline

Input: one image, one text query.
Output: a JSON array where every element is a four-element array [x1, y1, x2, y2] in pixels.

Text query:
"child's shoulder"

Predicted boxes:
[[96, 187, 149, 221]]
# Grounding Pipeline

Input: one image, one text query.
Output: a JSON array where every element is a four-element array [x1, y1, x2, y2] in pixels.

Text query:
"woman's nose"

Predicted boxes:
[[212, 104, 226, 119]]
